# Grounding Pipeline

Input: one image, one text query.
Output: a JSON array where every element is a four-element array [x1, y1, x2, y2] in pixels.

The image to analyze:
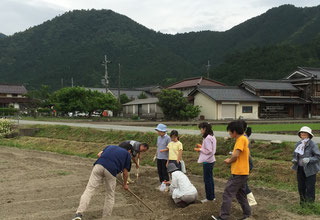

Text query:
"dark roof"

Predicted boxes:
[[286, 67, 320, 80], [86, 87, 152, 99], [0, 97, 31, 103], [123, 98, 159, 105], [263, 97, 309, 104], [167, 77, 225, 89], [0, 84, 27, 94], [241, 79, 299, 91], [190, 86, 264, 102]]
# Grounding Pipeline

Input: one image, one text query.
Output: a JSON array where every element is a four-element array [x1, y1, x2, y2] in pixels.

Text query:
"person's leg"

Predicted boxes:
[[297, 166, 306, 204], [203, 163, 214, 200], [161, 159, 169, 181], [235, 176, 251, 218], [245, 183, 251, 195], [76, 165, 104, 214], [305, 174, 316, 203], [220, 176, 242, 220], [102, 169, 117, 217], [157, 159, 164, 183]]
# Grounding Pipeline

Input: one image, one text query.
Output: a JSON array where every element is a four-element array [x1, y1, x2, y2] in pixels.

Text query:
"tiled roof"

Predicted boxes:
[[298, 67, 320, 78], [86, 87, 152, 99], [190, 86, 264, 102], [263, 97, 309, 104], [241, 79, 299, 91], [167, 77, 225, 89], [0, 84, 27, 94], [123, 98, 159, 105]]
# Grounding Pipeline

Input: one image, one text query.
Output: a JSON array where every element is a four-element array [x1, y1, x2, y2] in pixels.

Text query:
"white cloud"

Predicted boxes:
[[0, 0, 319, 35]]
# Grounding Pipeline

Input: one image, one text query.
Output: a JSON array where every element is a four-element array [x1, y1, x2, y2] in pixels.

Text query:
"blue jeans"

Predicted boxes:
[[203, 162, 215, 200]]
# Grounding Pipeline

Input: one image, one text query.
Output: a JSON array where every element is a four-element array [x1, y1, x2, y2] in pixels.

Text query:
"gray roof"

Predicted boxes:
[[263, 97, 309, 104], [123, 98, 159, 105], [191, 86, 264, 102], [86, 87, 152, 99], [241, 79, 299, 91], [0, 84, 27, 94], [297, 67, 320, 78]]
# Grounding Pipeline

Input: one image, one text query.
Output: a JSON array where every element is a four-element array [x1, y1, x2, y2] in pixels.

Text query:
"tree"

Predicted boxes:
[[26, 85, 51, 108], [120, 93, 131, 104], [137, 92, 147, 99], [157, 89, 200, 120], [50, 87, 119, 115]]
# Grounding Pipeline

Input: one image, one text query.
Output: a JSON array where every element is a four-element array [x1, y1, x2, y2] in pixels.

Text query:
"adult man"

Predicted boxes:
[[119, 140, 149, 169], [72, 145, 131, 220]]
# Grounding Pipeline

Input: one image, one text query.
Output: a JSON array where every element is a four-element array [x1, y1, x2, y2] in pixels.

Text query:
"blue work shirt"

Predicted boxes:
[[157, 134, 171, 160], [94, 145, 131, 177]]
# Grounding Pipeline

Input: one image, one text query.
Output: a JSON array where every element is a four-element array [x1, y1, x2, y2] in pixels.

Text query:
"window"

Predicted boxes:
[[242, 106, 253, 113]]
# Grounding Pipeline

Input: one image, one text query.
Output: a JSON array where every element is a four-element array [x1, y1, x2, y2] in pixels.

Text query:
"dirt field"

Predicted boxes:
[[0, 146, 319, 220]]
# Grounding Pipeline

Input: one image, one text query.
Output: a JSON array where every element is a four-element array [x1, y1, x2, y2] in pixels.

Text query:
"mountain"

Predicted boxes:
[[0, 33, 6, 38], [0, 5, 320, 90]]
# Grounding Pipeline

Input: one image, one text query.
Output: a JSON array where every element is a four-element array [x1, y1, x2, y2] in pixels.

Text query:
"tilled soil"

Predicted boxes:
[[0, 146, 319, 220]]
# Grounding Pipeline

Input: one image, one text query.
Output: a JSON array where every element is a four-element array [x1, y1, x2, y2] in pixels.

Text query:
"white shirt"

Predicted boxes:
[[169, 171, 197, 199]]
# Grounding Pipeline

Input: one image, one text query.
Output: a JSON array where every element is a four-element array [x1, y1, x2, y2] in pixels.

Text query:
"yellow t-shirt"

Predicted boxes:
[[231, 135, 250, 175], [167, 141, 183, 160]]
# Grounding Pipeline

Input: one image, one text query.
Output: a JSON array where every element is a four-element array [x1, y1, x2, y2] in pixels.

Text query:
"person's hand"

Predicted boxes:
[[291, 159, 298, 164], [194, 148, 201, 152], [302, 158, 310, 164], [224, 158, 231, 164], [196, 144, 202, 148], [123, 184, 129, 190], [177, 159, 180, 164], [160, 149, 166, 152], [153, 155, 156, 162]]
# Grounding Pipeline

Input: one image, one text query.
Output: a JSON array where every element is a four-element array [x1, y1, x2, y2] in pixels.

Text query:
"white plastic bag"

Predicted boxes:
[[159, 182, 166, 191], [180, 160, 186, 173]]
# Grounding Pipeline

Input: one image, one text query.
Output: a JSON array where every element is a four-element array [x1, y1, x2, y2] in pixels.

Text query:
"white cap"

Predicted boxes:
[[298, 126, 313, 138]]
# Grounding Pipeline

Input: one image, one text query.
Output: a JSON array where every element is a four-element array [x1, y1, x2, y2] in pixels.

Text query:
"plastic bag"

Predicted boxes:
[[159, 182, 166, 191], [180, 160, 186, 174]]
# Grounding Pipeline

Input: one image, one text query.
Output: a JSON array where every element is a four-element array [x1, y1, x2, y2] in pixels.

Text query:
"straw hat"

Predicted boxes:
[[298, 126, 313, 138]]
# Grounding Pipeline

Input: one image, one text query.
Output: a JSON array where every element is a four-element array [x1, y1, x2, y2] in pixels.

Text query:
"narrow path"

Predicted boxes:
[[16, 120, 320, 143]]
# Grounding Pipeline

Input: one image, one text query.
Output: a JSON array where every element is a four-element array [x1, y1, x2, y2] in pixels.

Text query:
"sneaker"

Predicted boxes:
[[211, 215, 223, 220], [72, 213, 82, 220], [201, 198, 216, 203]]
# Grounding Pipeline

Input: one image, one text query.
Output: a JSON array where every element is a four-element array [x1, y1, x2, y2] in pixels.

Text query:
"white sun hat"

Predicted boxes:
[[298, 126, 313, 138]]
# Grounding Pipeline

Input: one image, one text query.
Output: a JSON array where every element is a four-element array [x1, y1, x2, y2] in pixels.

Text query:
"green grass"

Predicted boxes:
[[287, 202, 320, 215], [170, 123, 320, 133]]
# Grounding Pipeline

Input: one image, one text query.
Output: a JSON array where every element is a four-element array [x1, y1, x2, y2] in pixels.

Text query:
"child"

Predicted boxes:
[[239, 120, 257, 206], [160, 130, 183, 170], [212, 120, 251, 220], [194, 122, 216, 203], [155, 124, 171, 184], [167, 163, 198, 208], [292, 126, 320, 205]]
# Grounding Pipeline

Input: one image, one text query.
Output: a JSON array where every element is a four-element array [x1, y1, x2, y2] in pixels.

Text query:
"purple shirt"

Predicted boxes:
[[197, 135, 216, 163]]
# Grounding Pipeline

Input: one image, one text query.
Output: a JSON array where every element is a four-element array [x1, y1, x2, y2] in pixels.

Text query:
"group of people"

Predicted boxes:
[[71, 120, 320, 220]]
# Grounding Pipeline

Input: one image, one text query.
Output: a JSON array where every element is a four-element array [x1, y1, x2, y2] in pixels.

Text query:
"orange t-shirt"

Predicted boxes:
[[231, 135, 250, 175]]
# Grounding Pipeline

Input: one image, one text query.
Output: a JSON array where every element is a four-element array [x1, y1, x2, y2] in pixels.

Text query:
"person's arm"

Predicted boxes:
[[160, 148, 169, 152], [122, 168, 129, 190], [309, 142, 320, 163], [177, 150, 182, 163], [132, 156, 139, 168], [97, 151, 103, 158], [224, 149, 241, 164], [200, 137, 215, 155]]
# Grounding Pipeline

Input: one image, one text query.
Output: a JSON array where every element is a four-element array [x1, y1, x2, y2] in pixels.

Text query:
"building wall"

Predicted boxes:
[[123, 103, 163, 119], [194, 93, 217, 120], [216, 102, 259, 120]]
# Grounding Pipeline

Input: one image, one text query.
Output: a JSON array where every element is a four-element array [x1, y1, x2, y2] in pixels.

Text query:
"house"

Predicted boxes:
[[167, 77, 225, 97], [122, 98, 163, 119], [0, 84, 30, 109], [240, 79, 309, 118], [86, 87, 153, 100], [285, 67, 320, 117], [189, 86, 264, 120]]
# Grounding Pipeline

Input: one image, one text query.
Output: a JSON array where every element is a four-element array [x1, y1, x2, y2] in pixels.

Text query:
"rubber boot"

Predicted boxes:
[[247, 192, 257, 206]]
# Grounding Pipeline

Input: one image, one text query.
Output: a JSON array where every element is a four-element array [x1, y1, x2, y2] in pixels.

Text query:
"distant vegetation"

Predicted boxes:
[[0, 5, 320, 89]]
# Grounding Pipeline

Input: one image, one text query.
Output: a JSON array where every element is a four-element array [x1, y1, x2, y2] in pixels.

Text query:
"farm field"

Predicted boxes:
[[1, 146, 319, 220], [1, 125, 320, 219]]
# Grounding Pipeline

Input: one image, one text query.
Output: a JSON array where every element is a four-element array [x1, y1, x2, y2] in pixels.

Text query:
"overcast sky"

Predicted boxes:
[[1, 0, 319, 36]]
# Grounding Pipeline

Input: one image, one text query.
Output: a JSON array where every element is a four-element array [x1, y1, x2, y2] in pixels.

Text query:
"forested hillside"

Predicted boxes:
[[0, 4, 320, 90]]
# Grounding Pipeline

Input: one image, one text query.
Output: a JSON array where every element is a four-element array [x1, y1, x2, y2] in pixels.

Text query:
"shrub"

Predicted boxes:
[[0, 108, 18, 116], [0, 119, 13, 137]]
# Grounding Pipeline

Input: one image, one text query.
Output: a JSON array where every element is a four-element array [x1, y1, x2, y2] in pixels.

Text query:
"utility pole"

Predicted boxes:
[[71, 77, 74, 87], [101, 55, 111, 93], [118, 62, 121, 103], [61, 78, 64, 88], [206, 60, 211, 79]]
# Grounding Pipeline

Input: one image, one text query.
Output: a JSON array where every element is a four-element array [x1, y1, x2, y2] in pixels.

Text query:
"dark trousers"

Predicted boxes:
[[220, 175, 251, 220], [169, 160, 181, 170], [203, 162, 215, 200], [157, 159, 169, 183], [297, 166, 316, 203]]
